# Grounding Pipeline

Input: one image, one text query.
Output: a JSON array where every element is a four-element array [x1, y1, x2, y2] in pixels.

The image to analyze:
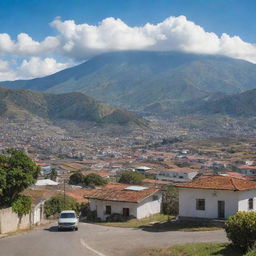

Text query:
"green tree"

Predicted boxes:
[[84, 173, 106, 187], [44, 195, 80, 218], [49, 168, 57, 181], [119, 171, 144, 185], [69, 172, 84, 185], [225, 211, 256, 252], [162, 185, 179, 215], [12, 194, 32, 217], [0, 149, 40, 207]]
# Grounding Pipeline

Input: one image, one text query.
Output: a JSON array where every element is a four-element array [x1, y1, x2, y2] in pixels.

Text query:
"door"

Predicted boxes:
[[218, 201, 225, 219], [123, 208, 130, 217]]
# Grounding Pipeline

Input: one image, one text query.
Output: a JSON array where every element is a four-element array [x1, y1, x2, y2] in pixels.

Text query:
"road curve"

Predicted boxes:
[[0, 222, 228, 256]]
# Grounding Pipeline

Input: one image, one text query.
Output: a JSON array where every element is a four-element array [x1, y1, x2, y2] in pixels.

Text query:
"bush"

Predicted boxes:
[[84, 173, 107, 187], [69, 172, 84, 185], [12, 194, 32, 217], [119, 171, 144, 185], [106, 213, 135, 222], [225, 211, 256, 252], [44, 195, 80, 218], [162, 185, 179, 215]]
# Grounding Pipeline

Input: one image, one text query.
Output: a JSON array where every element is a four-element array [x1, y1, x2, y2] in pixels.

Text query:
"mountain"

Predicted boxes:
[[1, 51, 256, 110], [191, 89, 256, 117], [0, 87, 147, 127]]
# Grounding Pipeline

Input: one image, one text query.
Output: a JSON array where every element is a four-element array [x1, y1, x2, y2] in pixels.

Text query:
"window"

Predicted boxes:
[[153, 195, 159, 201], [249, 198, 254, 210], [105, 205, 111, 215], [123, 208, 130, 217], [196, 199, 205, 211]]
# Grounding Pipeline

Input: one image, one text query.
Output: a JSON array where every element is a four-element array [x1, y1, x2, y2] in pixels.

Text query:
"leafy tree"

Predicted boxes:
[[69, 172, 84, 185], [162, 185, 179, 215], [84, 173, 107, 187], [49, 168, 57, 181], [44, 195, 80, 218], [12, 194, 32, 217], [0, 149, 40, 207], [119, 171, 144, 185], [225, 211, 256, 252]]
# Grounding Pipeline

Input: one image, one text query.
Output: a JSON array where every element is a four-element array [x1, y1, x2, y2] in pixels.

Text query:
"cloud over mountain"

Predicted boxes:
[[0, 15, 256, 81]]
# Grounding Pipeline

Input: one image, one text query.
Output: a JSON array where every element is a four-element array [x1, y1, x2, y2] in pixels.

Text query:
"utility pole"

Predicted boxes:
[[63, 179, 66, 210]]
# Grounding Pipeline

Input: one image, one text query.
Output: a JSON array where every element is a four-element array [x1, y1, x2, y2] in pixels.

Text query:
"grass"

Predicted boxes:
[[98, 214, 170, 228], [141, 243, 243, 256], [93, 215, 222, 231]]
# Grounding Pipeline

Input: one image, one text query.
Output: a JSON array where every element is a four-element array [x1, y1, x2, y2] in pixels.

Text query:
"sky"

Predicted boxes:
[[0, 0, 255, 81]]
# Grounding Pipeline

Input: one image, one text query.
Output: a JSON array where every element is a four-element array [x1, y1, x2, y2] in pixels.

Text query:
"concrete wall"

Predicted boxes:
[[0, 201, 45, 234], [0, 207, 30, 234], [179, 188, 239, 219], [137, 192, 162, 219]]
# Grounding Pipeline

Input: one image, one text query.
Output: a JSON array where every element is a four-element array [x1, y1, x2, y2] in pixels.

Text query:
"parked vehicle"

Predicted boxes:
[[58, 210, 78, 231]]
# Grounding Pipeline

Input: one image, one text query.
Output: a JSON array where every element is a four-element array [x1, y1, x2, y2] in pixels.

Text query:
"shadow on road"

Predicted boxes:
[[44, 226, 75, 232]]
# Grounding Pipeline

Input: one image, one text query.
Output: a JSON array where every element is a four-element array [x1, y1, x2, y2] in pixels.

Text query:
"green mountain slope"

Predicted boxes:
[[0, 87, 147, 127], [1, 51, 256, 110]]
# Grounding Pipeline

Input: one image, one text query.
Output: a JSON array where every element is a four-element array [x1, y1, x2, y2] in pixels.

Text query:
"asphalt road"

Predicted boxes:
[[0, 223, 228, 256]]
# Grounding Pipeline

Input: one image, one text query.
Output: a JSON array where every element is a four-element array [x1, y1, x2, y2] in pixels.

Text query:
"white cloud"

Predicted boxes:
[[51, 15, 256, 63], [0, 58, 71, 81], [0, 15, 256, 81], [18, 57, 70, 78]]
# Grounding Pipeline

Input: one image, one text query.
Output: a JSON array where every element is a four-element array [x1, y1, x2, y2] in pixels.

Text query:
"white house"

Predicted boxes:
[[156, 168, 198, 182], [176, 175, 256, 219], [85, 184, 162, 221]]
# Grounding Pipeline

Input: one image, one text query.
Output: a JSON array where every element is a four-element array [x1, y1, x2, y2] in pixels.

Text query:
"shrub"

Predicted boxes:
[[84, 173, 107, 187], [119, 171, 144, 185], [162, 185, 179, 215], [44, 195, 80, 218], [12, 194, 32, 217], [69, 172, 84, 185], [225, 211, 256, 252]]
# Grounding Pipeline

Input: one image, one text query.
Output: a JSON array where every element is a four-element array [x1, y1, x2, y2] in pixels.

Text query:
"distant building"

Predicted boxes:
[[236, 165, 256, 175], [176, 175, 256, 219], [85, 184, 162, 220], [156, 168, 198, 182], [134, 166, 151, 174]]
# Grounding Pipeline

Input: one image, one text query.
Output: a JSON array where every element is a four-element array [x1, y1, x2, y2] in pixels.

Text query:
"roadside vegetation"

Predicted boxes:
[[141, 243, 242, 256], [119, 170, 145, 185], [69, 172, 107, 187], [0, 149, 40, 217]]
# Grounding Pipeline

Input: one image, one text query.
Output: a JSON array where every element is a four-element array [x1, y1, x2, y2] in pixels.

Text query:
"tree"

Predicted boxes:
[[49, 168, 57, 181], [12, 194, 32, 217], [225, 211, 256, 252], [69, 172, 84, 185], [162, 185, 179, 215], [44, 195, 80, 218], [119, 171, 144, 185], [0, 149, 40, 207], [84, 173, 106, 187]]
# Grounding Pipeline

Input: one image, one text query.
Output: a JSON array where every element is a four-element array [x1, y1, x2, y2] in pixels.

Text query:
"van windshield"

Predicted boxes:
[[60, 213, 76, 218]]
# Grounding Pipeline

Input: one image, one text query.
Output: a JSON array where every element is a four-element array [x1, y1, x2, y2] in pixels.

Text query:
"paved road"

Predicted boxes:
[[0, 223, 228, 256]]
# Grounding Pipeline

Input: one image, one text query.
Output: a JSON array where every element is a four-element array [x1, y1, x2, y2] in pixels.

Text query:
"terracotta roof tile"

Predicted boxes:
[[84, 184, 159, 203], [176, 175, 256, 191]]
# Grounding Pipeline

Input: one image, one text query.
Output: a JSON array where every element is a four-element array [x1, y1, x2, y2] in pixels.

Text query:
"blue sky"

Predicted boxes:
[[0, 0, 255, 42], [0, 0, 255, 81]]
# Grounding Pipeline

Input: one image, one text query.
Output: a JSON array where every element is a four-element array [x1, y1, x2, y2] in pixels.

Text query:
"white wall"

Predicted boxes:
[[157, 172, 198, 182], [137, 192, 162, 219], [238, 189, 256, 211], [179, 188, 239, 219]]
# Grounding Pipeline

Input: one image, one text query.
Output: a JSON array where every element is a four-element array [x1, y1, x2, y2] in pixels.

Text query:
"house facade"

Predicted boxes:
[[236, 165, 256, 175], [177, 176, 256, 219], [156, 168, 198, 182], [85, 184, 162, 221]]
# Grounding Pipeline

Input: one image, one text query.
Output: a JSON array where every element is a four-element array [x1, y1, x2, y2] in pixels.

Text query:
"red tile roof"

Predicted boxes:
[[176, 175, 256, 191], [84, 184, 159, 203], [238, 165, 256, 170]]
